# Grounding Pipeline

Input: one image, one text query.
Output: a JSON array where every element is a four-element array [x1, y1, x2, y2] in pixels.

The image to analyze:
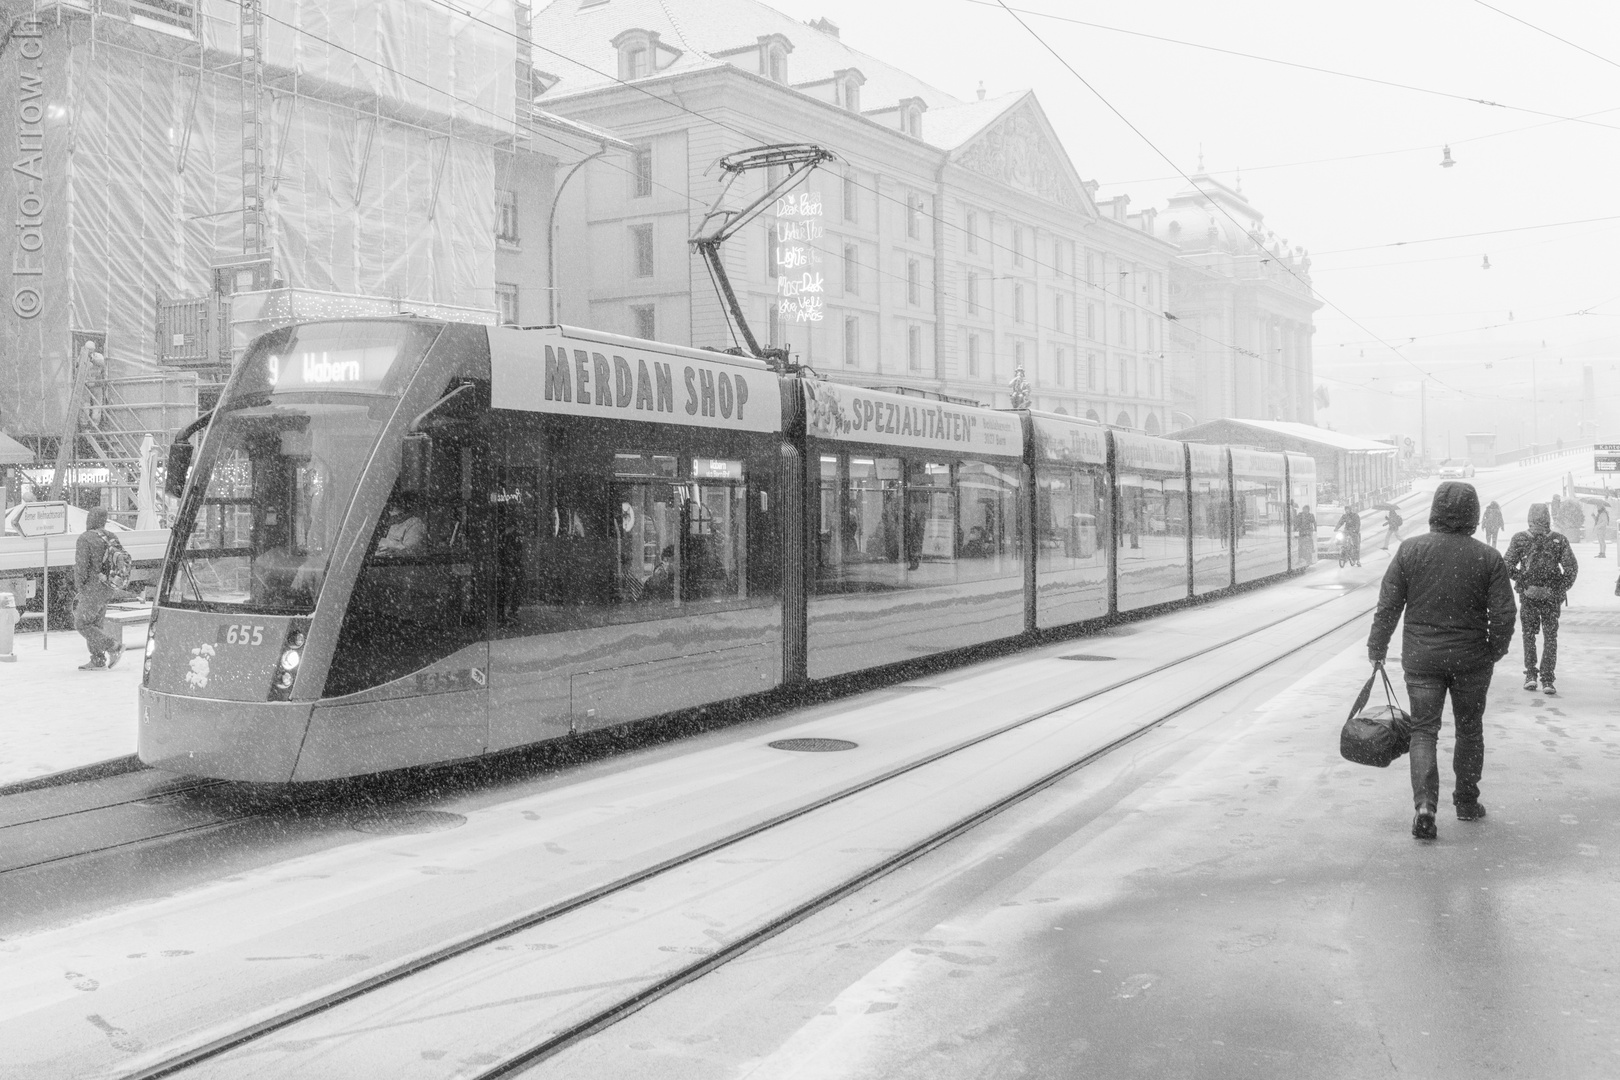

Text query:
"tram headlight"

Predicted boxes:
[[275, 670, 295, 690], [145, 636, 157, 658], [279, 649, 301, 671]]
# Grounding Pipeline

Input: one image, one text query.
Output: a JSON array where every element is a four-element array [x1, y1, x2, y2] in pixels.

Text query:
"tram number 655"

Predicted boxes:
[[222, 623, 265, 646]]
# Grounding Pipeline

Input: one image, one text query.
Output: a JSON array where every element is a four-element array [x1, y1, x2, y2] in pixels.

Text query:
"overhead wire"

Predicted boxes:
[[963, 0, 1620, 134], [1310, 214, 1620, 256], [1469, 0, 1620, 73]]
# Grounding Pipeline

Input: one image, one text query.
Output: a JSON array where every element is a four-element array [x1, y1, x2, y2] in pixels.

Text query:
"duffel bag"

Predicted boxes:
[[1340, 664, 1411, 768]]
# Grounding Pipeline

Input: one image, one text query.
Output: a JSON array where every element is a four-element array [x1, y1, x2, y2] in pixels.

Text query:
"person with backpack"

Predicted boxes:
[[1367, 482, 1516, 839], [1503, 503, 1579, 695], [71, 507, 126, 671], [1481, 500, 1505, 548], [1381, 506, 1403, 551]]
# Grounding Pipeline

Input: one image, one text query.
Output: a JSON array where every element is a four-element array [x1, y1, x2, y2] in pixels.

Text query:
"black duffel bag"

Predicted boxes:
[[1340, 664, 1411, 768]]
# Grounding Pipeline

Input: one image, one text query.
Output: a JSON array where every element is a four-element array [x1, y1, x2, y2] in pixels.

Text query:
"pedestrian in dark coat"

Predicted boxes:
[[1295, 504, 1316, 564], [1481, 500, 1505, 548], [1503, 503, 1578, 695], [72, 507, 124, 671], [1368, 482, 1515, 839]]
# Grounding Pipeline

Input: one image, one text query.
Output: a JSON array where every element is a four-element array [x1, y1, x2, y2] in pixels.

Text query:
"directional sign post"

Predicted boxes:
[[15, 501, 69, 650], [1595, 444, 1620, 474]]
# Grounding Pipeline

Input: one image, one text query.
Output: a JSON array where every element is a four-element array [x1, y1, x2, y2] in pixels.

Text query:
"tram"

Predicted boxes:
[[138, 319, 1312, 781]]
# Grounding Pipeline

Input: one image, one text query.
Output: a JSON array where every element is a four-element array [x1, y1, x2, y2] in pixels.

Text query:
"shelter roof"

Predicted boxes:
[[0, 432, 33, 466], [1184, 418, 1395, 454]]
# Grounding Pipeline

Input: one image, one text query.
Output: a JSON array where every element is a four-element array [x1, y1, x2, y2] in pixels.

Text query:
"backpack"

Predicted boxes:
[[1387, 510, 1403, 529], [100, 530, 133, 590], [1519, 533, 1566, 593]]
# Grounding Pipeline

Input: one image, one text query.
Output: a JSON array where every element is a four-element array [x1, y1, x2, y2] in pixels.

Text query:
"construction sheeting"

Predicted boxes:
[[1, 1, 517, 436]]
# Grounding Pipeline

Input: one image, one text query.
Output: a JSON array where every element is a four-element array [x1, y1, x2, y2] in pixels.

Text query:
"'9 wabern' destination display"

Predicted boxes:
[[803, 380, 1023, 456], [489, 326, 782, 434]]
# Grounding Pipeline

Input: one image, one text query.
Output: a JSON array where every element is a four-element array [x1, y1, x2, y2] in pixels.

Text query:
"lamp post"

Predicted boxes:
[[547, 147, 610, 324]]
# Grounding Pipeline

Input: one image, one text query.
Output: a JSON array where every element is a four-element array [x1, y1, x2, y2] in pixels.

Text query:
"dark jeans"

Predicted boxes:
[[73, 601, 120, 661], [1404, 667, 1491, 811], [1521, 599, 1560, 680]]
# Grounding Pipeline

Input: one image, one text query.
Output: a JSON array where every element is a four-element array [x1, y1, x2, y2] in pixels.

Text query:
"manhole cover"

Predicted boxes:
[[349, 810, 467, 835], [769, 738, 858, 753], [1059, 654, 1116, 661]]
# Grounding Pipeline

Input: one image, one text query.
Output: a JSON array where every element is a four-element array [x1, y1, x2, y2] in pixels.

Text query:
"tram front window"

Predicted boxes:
[[164, 404, 383, 613]]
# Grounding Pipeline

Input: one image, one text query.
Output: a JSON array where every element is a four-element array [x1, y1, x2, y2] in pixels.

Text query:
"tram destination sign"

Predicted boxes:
[[490, 327, 781, 434], [1595, 444, 1620, 473]]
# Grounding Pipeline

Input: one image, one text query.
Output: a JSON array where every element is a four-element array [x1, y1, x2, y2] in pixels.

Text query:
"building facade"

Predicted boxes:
[[1154, 173, 1321, 426], [533, 0, 1182, 429], [0, 0, 612, 450]]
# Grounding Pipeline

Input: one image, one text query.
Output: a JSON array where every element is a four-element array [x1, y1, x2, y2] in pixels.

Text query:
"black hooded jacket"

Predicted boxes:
[[1368, 482, 1517, 674]]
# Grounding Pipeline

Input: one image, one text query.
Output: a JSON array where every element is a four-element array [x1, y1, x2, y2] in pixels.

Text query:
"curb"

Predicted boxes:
[[0, 754, 147, 798]]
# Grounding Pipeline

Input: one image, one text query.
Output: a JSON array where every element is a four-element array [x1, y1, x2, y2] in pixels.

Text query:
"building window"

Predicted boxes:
[[1086, 303, 1097, 340], [907, 325, 923, 372], [1056, 239, 1069, 279], [495, 282, 519, 325], [843, 172, 857, 223], [844, 315, 859, 366], [1012, 225, 1024, 266], [496, 189, 519, 244], [964, 210, 978, 254], [907, 259, 920, 306], [1013, 283, 1025, 324], [766, 224, 778, 279], [843, 77, 861, 113], [968, 333, 981, 377], [1086, 351, 1098, 390], [631, 223, 655, 278], [632, 144, 652, 198], [1014, 340, 1027, 383], [1054, 293, 1065, 334], [907, 193, 923, 240], [619, 43, 650, 80], [768, 45, 787, 83], [965, 271, 978, 316], [844, 244, 858, 296], [1118, 356, 1130, 396], [1055, 346, 1066, 386], [1084, 250, 1097, 285], [1118, 308, 1129, 346], [631, 304, 655, 340]]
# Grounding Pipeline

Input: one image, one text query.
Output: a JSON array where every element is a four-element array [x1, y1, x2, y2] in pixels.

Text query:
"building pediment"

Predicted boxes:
[[950, 98, 1093, 218]]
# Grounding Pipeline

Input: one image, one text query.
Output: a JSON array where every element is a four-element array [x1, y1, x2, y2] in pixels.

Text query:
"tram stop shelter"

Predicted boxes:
[[1176, 418, 1398, 508]]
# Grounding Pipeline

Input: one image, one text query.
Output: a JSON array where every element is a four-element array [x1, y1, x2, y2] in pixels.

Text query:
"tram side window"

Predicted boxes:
[[325, 431, 487, 698], [1035, 465, 1107, 573], [814, 452, 1020, 594], [501, 447, 756, 634]]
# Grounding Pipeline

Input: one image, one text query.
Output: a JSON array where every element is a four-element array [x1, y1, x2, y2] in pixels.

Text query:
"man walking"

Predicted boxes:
[[1368, 482, 1515, 840], [72, 507, 124, 671], [1381, 506, 1403, 551], [1296, 503, 1316, 565], [1482, 500, 1505, 548], [1503, 504, 1578, 695]]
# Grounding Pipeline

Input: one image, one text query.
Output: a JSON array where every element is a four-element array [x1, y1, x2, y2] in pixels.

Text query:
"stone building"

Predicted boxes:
[[1154, 172, 1321, 426], [532, 0, 1182, 429]]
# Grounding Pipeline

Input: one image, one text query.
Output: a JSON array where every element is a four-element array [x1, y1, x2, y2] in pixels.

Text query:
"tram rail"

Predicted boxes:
[[113, 577, 1383, 1080]]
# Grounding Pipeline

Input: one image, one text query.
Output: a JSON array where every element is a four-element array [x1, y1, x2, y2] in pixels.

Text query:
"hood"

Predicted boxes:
[[1428, 481, 1480, 534], [1527, 503, 1551, 535], [1487, 501, 1500, 510]]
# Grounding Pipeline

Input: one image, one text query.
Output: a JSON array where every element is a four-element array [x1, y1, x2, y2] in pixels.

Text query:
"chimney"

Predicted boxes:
[[809, 17, 839, 37]]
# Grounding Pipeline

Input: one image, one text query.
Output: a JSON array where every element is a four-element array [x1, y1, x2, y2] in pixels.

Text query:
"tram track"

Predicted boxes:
[[113, 577, 1386, 1080]]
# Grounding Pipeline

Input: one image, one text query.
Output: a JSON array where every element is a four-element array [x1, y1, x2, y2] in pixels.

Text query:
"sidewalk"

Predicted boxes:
[[0, 623, 147, 788]]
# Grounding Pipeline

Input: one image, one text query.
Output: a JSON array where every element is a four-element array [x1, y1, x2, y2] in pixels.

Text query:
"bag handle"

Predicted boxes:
[[1349, 664, 1401, 721]]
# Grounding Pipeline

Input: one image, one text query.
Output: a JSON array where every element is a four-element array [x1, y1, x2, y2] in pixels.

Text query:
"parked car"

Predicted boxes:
[[1437, 458, 1476, 479]]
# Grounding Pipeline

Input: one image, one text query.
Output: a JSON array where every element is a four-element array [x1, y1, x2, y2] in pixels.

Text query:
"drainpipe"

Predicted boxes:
[[547, 146, 609, 324], [932, 154, 948, 389]]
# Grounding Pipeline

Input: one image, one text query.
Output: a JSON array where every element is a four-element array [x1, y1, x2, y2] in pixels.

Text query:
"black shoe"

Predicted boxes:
[[106, 643, 125, 670], [1524, 676, 1538, 691], [1456, 802, 1487, 821], [1412, 807, 1437, 840], [1541, 681, 1557, 697]]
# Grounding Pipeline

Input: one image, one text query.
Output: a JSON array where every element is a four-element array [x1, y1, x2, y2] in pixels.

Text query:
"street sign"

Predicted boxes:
[[1597, 444, 1620, 473], [15, 501, 70, 537]]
